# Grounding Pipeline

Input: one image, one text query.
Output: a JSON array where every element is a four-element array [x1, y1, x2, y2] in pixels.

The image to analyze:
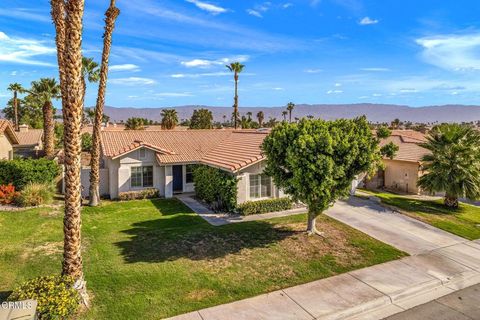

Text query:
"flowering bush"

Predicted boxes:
[[0, 184, 19, 205], [8, 275, 80, 320]]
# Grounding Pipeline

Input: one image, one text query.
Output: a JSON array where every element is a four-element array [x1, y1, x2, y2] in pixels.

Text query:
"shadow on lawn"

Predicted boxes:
[[115, 213, 296, 263], [0, 291, 11, 302]]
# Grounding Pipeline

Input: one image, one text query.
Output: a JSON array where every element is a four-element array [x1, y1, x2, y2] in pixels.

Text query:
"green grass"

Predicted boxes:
[[360, 190, 480, 240], [0, 199, 405, 319]]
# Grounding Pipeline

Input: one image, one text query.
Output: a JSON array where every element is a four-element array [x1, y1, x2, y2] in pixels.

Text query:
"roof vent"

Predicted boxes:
[[134, 139, 143, 144]]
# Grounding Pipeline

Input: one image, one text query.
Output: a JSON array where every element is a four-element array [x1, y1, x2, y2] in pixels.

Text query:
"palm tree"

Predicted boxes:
[[51, 0, 88, 303], [222, 114, 227, 125], [286, 102, 295, 123], [81, 57, 100, 106], [418, 124, 480, 208], [226, 62, 245, 129], [282, 110, 288, 121], [89, 0, 120, 207], [246, 111, 252, 121], [7, 83, 24, 131], [29, 78, 61, 158], [257, 111, 264, 127], [161, 109, 178, 130]]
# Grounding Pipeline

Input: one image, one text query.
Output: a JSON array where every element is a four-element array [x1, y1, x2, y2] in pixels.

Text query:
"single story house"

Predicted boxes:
[[365, 130, 429, 194], [81, 129, 284, 203], [0, 120, 19, 160], [13, 124, 43, 158]]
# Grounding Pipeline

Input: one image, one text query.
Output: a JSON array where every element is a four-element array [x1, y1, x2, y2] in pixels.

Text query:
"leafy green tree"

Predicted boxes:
[[376, 126, 391, 139], [390, 118, 401, 129], [81, 133, 92, 152], [286, 102, 295, 123], [125, 117, 146, 130], [160, 109, 178, 130], [190, 108, 213, 129], [418, 124, 480, 208], [380, 142, 399, 159], [226, 62, 245, 129], [262, 117, 381, 234]]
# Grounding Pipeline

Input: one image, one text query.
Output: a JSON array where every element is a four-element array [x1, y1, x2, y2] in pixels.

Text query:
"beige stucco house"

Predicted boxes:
[[0, 120, 19, 160], [365, 130, 429, 194], [13, 124, 43, 158], [81, 129, 284, 203]]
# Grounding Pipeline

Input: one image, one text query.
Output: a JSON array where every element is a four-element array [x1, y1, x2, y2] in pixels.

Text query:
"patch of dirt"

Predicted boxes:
[[186, 288, 217, 301], [21, 241, 63, 261]]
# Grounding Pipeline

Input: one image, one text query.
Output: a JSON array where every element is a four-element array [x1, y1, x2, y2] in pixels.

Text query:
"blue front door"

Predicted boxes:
[[173, 165, 183, 192]]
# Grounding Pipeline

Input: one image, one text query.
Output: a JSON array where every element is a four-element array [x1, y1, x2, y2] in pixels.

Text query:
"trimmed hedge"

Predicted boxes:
[[237, 198, 293, 216], [193, 165, 237, 212], [118, 188, 159, 201], [0, 159, 60, 190]]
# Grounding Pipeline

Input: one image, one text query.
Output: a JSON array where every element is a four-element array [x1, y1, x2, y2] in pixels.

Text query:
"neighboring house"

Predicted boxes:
[[13, 124, 43, 158], [365, 130, 429, 194], [0, 120, 19, 160], [82, 129, 285, 203]]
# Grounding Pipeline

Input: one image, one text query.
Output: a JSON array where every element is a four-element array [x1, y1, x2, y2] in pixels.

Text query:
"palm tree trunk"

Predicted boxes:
[[89, 0, 120, 207], [13, 91, 19, 131], [444, 194, 459, 208], [43, 101, 55, 158], [289, 110, 292, 123], [234, 73, 238, 130], [51, 0, 86, 304]]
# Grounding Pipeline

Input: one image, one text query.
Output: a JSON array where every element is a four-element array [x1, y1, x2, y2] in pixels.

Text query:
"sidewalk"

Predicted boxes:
[[175, 194, 307, 226], [168, 196, 480, 320]]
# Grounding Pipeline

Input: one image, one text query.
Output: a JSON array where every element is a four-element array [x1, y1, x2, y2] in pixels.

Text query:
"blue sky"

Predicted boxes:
[[1, 0, 480, 108]]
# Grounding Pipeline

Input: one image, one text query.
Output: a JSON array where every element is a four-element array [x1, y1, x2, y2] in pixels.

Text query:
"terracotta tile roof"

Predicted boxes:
[[390, 130, 427, 143], [100, 129, 268, 172], [15, 129, 43, 147], [0, 120, 19, 144], [380, 135, 429, 163], [201, 131, 268, 172]]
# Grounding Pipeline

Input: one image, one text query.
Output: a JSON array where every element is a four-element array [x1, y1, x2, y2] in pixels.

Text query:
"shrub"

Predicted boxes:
[[193, 165, 237, 212], [16, 183, 54, 207], [118, 188, 159, 200], [237, 198, 293, 216], [81, 132, 92, 152], [0, 184, 20, 205], [8, 275, 80, 320], [0, 159, 60, 190]]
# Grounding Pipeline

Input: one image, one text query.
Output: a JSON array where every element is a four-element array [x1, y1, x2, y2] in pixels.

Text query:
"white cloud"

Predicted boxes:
[[0, 31, 56, 66], [185, 0, 227, 15], [110, 77, 156, 85], [0, 8, 50, 23], [360, 67, 390, 72], [359, 17, 378, 25], [109, 64, 141, 72], [181, 55, 249, 68], [335, 83, 342, 87], [416, 33, 480, 71], [272, 87, 284, 91], [399, 88, 418, 93], [282, 3, 293, 9], [372, 93, 382, 97], [246, 9, 263, 18], [327, 89, 343, 94], [304, 68, 323, 73]]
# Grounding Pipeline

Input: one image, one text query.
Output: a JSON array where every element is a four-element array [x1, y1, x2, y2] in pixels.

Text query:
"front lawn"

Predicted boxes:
[[360, 190, 480, 240], [0, 199, 405, 319]]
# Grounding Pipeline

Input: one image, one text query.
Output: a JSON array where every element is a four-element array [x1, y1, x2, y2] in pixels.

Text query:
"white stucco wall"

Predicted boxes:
[[80, 168, 109, 197], [236, 160, 283, 204], [0, 134, 13, 160]]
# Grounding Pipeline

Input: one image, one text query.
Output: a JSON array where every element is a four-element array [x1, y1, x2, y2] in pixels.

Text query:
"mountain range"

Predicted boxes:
[[2, 103, 480, 124], [98, 104, 480, 124]]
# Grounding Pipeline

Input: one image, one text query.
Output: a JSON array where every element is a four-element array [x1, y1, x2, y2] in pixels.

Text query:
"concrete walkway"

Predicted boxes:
[[385, 283, 480, 320], [168, 196, 480, 320], [175, 194, 307, 226]]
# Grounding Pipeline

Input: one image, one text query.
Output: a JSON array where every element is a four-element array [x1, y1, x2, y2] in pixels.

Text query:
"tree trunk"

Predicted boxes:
[[51, 0, 87, 305], [14, 91, 19, 131], [43, 101, 55, 158], [234, 72, 238, 130], [306, 209, 322, 236], [444, 195, 459, 208], [89, 0, 120, 207], [289, 111, 292, 123]]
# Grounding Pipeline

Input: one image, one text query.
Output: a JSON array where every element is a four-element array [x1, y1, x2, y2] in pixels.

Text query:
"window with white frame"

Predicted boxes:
[[249, 174, 272, 199], [185, 164, 195, 184], [131, 166, 153, 188]]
